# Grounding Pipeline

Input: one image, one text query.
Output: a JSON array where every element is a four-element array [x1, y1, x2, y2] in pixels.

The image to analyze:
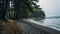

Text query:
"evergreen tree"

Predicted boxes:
[[0, 0, 9, 22], [0, 0, 45, 20]]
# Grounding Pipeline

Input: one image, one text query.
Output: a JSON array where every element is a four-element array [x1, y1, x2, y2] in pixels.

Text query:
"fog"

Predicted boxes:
[[38, 0, 60, 17]]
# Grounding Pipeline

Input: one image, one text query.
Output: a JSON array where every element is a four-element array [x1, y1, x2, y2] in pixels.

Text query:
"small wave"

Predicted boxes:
[[50, 26, 60, 31]]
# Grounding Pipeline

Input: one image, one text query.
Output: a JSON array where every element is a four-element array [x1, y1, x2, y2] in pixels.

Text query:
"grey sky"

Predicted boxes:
[[38, 0, 60, 17]]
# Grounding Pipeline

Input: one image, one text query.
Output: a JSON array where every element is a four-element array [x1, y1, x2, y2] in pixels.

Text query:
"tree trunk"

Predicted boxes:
[[1, 0, 9, 22]]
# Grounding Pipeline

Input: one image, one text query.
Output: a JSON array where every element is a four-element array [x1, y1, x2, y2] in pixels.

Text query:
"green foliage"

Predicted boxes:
[[9, 0, 45, 19], [32, 8, 45, 18], [0, 0, 45, 19]]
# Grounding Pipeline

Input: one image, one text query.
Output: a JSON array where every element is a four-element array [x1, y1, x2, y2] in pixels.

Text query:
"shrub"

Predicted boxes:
[[1, 20, 23, 34]]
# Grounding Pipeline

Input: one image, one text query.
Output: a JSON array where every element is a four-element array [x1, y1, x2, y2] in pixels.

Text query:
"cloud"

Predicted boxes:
[[38, 0, 60, 16]]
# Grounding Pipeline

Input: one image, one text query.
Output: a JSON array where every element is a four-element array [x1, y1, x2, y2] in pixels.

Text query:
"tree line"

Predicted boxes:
[[0, 0, 45, 21]]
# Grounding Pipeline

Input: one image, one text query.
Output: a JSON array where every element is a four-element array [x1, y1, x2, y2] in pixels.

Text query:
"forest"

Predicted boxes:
[[0, 0, 45, 34], [0, 0, 45, 21]]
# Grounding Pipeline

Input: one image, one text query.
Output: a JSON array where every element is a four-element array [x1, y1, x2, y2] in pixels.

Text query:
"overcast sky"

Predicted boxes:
[[38, 0, 60, 17]]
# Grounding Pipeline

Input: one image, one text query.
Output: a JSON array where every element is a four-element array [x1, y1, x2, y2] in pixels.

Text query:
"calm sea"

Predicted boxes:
[[33, 16, 60, 31]]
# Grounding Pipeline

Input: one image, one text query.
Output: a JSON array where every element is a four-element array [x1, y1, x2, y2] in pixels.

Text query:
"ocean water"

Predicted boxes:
[[34, 17, 60, 31], [23, 16, 60, 31]]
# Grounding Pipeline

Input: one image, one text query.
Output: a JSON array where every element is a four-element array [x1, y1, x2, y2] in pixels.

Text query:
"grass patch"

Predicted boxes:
[[0, 20, 23, 34]]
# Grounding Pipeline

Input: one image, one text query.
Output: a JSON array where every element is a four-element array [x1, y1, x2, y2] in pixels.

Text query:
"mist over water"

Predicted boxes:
[[38, 0, 60, 17]]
